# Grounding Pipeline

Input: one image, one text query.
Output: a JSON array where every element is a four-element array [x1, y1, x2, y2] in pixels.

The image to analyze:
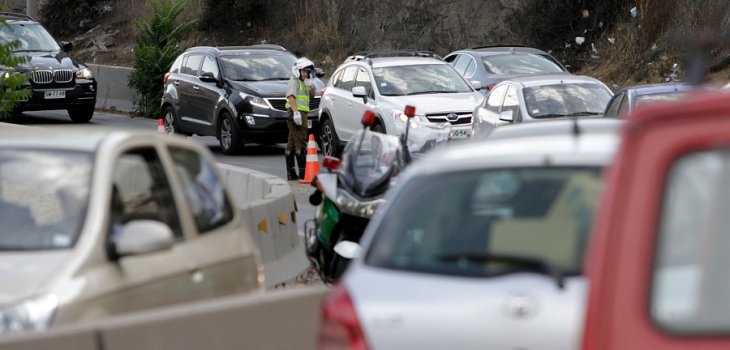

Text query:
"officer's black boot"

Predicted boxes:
[[296, 149, 307, 180], [285, 151, 298, 180]]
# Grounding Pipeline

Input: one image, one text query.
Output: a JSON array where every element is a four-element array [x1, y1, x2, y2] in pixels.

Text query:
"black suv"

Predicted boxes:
[[0, 12, 97, 122], [161, 45, 325, 155]]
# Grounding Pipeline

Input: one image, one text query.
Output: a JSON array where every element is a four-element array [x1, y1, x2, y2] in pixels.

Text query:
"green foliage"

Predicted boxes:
[[39, 0, 117, 37], [0, 21, 31, 118], [129, 0, 197, 117]]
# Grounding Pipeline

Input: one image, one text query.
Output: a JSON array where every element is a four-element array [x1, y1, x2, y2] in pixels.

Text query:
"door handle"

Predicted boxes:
[[174, 81, 179, 86], [190, 269, 204, 284], [193, 85, 199, 91]]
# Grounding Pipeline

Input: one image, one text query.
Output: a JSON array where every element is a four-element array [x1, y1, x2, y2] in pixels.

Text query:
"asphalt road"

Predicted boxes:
[[4, 110, 318, 235]]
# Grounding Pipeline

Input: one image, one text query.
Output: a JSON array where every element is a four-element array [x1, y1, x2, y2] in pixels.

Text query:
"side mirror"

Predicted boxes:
[[199, 72, 218, 84], [470, 80, 482, 91], [352, 85, 368, 103], [113, 220, 175, 258], [334, 240, 362, 260], [60, 41, 73, 52], [499, 110, 514, 122], [314, 67, 326, 78]]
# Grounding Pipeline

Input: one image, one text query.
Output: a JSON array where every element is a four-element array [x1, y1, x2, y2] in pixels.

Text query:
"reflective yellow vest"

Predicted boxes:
[[285, 78, 311, 113]]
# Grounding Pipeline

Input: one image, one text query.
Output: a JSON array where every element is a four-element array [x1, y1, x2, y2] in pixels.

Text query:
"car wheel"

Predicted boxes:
[[67, 105, 94, 123], [218, 111, 244, 155], [371, 122, 386, 134], [320, 118, 341, 158], [162, 105, 183, 135]]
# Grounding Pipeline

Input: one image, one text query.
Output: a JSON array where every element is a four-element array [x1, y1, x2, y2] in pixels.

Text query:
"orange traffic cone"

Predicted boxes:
[[299, 134, 320, 184], [157, 118, 165, 133]]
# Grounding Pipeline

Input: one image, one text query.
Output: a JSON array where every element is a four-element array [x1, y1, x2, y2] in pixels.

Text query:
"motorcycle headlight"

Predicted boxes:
[[0, 294, 58, 334], [241, 93, 269, 109], [75, 67, 93, 79]]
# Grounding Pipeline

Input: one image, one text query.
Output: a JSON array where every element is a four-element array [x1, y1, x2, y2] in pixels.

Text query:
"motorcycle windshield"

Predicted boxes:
[[339, 130, 403, 198]]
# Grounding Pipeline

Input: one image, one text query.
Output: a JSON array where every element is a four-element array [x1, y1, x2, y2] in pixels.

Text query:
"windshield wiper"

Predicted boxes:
[[536, 112, 601, 118], [14, 49, 53, 52], [565, 111, 602, 116], [260, 77, 291, 81], [436, 252, 565, 289], [406, 90, 454, 95]]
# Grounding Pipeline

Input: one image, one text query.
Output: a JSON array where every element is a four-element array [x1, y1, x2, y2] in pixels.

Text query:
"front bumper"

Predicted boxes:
[[14, 79, 97, 112], [236, 105, 321, 144]]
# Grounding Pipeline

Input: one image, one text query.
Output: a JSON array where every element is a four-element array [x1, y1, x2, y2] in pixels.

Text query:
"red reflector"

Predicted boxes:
[[361, 111, 376, 127], [318, 284, 369, 350], [322, 156, 340, 171], [163, 72, 171, 85], [404, 105, 416, 117], [486, 84, 496, 91]]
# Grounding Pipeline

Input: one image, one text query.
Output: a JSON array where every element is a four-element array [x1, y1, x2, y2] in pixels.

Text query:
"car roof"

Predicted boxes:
[[616, 82, 696, 95], [368, 56, 446, 68], [0, 11, 38, 23], [0, 125, 171, 152], [455, 46, 551, 56], [483, 118, 624, 141], [183, 45, 290, 56], [499, 74, 606, 88], [405, 123, 619, 178]]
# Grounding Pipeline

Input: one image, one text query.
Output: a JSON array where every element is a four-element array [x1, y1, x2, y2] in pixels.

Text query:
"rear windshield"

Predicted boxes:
[[524, 83, 612, 118], [481, 53, 565, 74], [365, 167, 602, 277], [0, 23, 60, 51], [0, 150, 92, 250], [220, 54, 296, 81], [636, 91, 687, 107]]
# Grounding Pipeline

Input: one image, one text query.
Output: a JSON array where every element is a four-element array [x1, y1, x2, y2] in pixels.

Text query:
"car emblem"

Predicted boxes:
[[502, 293, 539, 319], [445, 113, 459, 122]]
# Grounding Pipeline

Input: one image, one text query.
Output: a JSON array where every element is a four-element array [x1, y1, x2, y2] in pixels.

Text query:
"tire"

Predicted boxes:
[[320, 118, 341, 158], [218, 111, 244, 155], [371, 122, 386, 134], [162, 105, 184, 135], [67, 105, 94, 123]]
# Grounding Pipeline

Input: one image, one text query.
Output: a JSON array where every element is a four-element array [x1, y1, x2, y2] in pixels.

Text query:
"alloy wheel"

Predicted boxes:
[[321, 124, 334, 156], [221, 118, 232, 150], [163, 110, 175, 133]]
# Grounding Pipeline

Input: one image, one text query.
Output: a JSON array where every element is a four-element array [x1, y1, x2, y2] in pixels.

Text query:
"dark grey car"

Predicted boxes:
[[603, 82, 697, 119], [445, 46, 570, 93]]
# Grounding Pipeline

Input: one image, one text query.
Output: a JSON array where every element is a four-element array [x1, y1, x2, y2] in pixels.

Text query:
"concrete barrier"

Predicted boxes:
[[88, 64, 139, 114], [0, 286, 328, 350]]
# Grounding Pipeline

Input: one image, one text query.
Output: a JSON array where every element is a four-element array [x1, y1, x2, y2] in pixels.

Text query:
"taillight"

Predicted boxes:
[[318, 284, 369, 350], [486, 84, 496, 91], [163, 72, 171, 85]]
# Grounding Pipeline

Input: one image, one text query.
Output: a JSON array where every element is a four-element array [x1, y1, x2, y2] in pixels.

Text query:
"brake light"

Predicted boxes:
[[163, 72, 171, 85], [486, 84, 496, 91], [323, 156, 340, 171], [318, 284, 369, 350]]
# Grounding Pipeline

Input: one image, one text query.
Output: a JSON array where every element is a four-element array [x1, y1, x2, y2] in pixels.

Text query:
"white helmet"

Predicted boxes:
[[292, 57, 315, 77]]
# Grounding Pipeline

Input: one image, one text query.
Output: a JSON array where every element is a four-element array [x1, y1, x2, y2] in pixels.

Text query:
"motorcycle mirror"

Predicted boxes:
[[323, 156, 340, 171], [334, 240, 362, 260], [361, 110, 376, 127], [404, 105, 416, 118]]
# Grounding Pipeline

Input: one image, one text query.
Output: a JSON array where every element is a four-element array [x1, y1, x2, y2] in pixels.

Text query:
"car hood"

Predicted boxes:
[[380, 92, 483, 114], [0, 250, 73, 304], [228, 78, 326, 98], [345, 266, 587, 350], [14, 51, 85, 71]]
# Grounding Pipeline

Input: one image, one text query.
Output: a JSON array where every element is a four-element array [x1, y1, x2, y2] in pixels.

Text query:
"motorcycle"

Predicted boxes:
[[305, 106, 450, 283]]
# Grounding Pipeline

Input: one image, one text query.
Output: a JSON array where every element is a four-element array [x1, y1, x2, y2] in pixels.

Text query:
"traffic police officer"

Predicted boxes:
[[285, 57, 316, 180]]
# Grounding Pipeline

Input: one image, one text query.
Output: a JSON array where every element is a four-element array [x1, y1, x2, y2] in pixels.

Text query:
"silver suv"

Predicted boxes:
[[317, 51, 484, 157]]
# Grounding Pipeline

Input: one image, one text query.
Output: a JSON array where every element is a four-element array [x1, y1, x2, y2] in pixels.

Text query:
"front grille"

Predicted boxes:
[[265, 97, 321, 111], [425, 112, 473, 125], [32, 69, 73, 84]]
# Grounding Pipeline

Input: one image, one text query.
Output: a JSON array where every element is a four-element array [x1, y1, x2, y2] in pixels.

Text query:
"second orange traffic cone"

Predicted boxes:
[[157, 118, 166, 133], [299, 134, 320, 184]]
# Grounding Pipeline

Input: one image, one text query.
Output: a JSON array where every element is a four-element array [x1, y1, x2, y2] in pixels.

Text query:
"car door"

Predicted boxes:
[[177, 54, 204, 125], [332, 66, 358, 141], [166, 145, 261, 296], [191, 54, 222, 134], [68, 146, 200, 321], [344, 68, 373, 134], [474, 84, 508, 135], [501, 85, 522, 123]]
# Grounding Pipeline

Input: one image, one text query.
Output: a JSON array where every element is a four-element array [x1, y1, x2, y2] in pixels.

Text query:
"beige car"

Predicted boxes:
[[0, 126, 263, 335]]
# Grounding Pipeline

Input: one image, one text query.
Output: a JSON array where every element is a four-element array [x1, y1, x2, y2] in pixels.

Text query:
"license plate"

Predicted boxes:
[[44, 90, 65, 99], [449, 128, 469, 139], [307, 119, 312, 129]]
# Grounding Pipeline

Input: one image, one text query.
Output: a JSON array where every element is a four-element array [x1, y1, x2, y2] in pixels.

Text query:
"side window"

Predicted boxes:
[[453, 55, 470, 76], [200, 55, 219, 79], [617, 95, 630, 116], [339, 66, 357, 92], [463, 57, 477, 78], [444, 54, 458, 64], [181, 54, 203, 76], [354, 69, 373, 97], [169, 147, 234, 234], [604, 93, 624, 117], [486, 85, 508, 113], [170, 55, 184, 73], [330, 69, 344, 88], [110, 148, 182, 239], [652, 149, 730, 333], [502, 86, 520, 121]]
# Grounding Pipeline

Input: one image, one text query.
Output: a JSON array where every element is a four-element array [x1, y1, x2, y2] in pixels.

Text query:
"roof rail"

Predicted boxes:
[[218, 44, 288, 52], [470, 44, 528, 50], [346, 49, 442, 61], [0, 11, 36, 21]]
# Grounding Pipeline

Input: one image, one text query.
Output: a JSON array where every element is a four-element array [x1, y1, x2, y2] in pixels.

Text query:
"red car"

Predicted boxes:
[[582, 90, 730, 349]]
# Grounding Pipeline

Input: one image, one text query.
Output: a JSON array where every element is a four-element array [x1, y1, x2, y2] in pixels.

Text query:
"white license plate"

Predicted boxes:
[[44, 90, 65, 99], [307, 119, 312, 129], [449, 128, 469, 139]]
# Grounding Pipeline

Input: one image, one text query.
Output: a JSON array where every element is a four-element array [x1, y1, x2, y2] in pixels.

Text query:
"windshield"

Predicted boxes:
[[0, 23, 60, 51], [372, 64, 473, 96], [481, 53, 565, 74], [219, 54, 296, 81], [0, 150, 92, 250], [365, 167, 603, 278], [339, 130, 403, 198], [524, 83, 612, 118]]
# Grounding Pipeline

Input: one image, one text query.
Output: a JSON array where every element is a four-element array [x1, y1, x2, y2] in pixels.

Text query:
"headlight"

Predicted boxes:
[[335, 190, 383, 218], [241, 93, 269, 109], [0, 294, 58, 334], [390, 109, 429, 129], [75, 67, 93, 79]]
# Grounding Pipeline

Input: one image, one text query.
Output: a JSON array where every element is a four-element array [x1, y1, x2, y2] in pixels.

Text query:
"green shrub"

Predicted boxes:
[[39, 0, 117, 37], [0, 13, 31, 118], [128, 0, 196, 117]]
